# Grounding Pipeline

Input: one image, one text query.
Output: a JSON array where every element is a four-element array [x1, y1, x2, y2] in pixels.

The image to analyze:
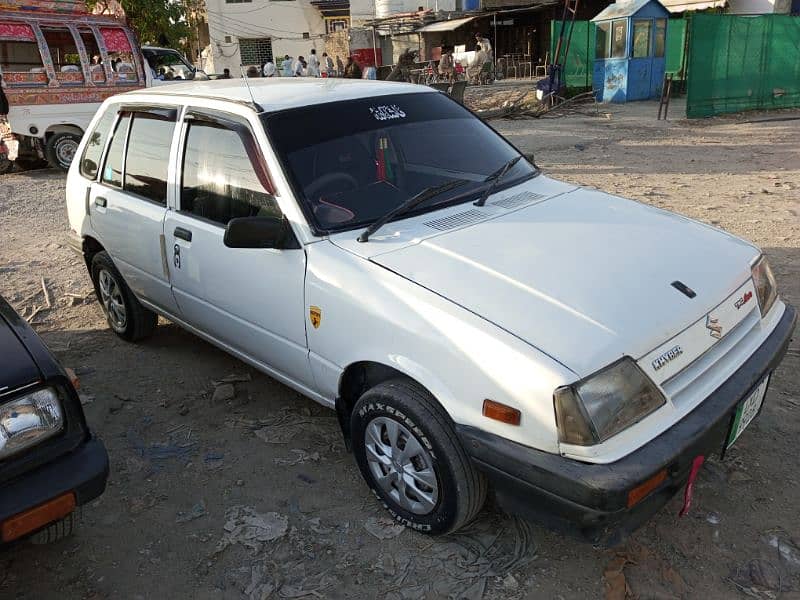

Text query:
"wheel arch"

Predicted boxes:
[[335, 359, 456, 451], [44, 124, 85, 139], [82, 235, 105, 271]]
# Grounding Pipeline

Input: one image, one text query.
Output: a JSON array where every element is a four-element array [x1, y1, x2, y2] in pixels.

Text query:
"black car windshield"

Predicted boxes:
[[261, 92, 537, 233]]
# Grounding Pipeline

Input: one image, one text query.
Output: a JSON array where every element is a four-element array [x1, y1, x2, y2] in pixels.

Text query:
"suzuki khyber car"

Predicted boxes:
[[64, 79, 795, 544], [0, 294, 108, 546]]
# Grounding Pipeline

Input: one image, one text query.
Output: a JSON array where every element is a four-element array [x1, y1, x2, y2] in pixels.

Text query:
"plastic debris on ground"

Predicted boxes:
[[176, 500, 207, 523], [215, 506, 289, 555], [274, 449, 321, 466]]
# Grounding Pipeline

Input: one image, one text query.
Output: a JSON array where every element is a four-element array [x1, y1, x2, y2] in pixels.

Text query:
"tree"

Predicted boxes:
[[87, 0, 190, 50]]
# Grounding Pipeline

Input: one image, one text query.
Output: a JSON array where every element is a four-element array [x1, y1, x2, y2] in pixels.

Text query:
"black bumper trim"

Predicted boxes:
[[457, 303, 796, 544], [0, 436, 109, 530]]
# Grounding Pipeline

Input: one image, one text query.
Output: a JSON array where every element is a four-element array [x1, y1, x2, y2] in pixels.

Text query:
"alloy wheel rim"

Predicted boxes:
[[365, 416, 439, 515], [98, 269, 127, 331]]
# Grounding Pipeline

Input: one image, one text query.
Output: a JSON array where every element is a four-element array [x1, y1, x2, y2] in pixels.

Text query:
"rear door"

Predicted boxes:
[[163, 109, 313, 387], [87, 106, 179, 314]]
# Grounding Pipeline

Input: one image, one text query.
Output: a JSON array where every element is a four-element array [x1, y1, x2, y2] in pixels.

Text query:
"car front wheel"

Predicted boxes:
[[351, 378, 487, 535], [90, 251, 157, 342]]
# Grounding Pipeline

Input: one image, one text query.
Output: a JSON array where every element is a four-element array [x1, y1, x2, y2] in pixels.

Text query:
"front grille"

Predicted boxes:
[[663, 308, 762, 409]]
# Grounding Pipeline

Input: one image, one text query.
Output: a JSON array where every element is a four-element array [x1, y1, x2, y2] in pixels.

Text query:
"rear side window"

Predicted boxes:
[[41, 26, 83, 83], [80, 107, 118, 179], [101, 113, 130, 188], [180, 120, 280, 226], [0, 24, 45, 83], [123, 112, 175, 204]]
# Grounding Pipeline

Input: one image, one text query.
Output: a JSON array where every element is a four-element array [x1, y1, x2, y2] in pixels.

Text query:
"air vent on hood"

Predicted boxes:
[[424, 209, 486, 231], [490, 191, 546, 209]]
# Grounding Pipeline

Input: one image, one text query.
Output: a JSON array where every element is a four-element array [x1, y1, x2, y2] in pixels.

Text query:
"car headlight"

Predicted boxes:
[[0, 387, 64, 461], [554, 358, 666, 446], [752, 255, 778, 317]]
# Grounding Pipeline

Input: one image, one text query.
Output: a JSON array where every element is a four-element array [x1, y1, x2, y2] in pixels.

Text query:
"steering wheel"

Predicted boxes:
[[305, 172, 359, 201]]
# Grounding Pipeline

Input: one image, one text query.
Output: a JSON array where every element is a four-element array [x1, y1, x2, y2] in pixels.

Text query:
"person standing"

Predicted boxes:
[[467, 44, 487, 83], [220, 68, 231, 79], [281, 54, 293, 77], [322, 52, 334, 77], [343, 56, 361, 79], [307, 49, 320, 77], [335, 55, 344, 77], [0, 75, 9, 119], [262, 59, 276, 77], [475, 32, 492, 61], [438, 47, 455, 82], [293, 56, 305, 77]]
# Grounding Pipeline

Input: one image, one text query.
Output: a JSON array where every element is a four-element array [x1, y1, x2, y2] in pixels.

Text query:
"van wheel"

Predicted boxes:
[[351, 378, 487, 535], [0, 154, 12, 175], [90, 251, 157, 342], [45, 132, 81, 171]]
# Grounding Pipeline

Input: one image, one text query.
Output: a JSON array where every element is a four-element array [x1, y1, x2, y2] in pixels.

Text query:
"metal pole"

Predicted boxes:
[[372, 26, 378, 66]]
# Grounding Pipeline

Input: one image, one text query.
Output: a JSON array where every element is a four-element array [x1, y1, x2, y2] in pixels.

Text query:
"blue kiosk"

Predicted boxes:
[[591, 0, 669, 102]]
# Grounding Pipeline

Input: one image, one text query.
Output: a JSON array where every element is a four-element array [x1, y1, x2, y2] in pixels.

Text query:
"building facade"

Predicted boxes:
[[202, 0, 331, 75]]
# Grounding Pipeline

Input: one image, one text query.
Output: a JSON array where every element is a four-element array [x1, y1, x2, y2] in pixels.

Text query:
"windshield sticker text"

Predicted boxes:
[[369, 105, 406, 121]]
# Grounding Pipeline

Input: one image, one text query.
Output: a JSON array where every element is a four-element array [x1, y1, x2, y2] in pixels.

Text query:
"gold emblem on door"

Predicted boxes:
[[309, 306, 322, 329]]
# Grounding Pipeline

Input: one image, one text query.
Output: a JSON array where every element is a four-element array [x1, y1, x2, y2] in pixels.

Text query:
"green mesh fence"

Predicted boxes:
[[687, 14, 800, 118], [550, 20, 593, 89]]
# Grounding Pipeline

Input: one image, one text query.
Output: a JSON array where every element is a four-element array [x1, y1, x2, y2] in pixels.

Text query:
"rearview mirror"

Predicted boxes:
[[224, 216, 288, 249]]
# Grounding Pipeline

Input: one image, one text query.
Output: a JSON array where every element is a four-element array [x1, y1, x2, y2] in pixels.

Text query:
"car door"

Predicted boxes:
[[87, 106, 180, 314], [163, 109, 313, 387]]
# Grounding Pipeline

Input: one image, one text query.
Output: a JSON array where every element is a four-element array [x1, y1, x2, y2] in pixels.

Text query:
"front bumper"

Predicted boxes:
[[458, 303, 796, 546], [0, 436, 109, 545]]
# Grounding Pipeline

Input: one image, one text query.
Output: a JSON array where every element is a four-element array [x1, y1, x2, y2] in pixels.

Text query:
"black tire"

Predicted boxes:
[[45, 131, 82, 171], [90, 251, 157, 342], [351, 378, 487, 535], [0, 153, 12, 175], [29, 512, 77, 545]]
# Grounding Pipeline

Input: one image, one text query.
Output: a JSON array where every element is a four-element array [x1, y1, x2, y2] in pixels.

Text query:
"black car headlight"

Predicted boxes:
[[752, 255, 778, 317], [554, 358, 666, 446], [0, 387, 64, 461]]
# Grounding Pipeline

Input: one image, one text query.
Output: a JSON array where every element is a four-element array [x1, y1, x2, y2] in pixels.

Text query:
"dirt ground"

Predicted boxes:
[[0, 97, 798, 600]]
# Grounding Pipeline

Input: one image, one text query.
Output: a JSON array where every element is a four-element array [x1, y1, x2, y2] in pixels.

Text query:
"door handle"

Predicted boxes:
[[174, 227, 192, 242], [94, 196, 107, 207]]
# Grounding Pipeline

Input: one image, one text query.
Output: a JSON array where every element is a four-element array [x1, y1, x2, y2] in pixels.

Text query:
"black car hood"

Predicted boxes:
[[0, 299, 42, 395]]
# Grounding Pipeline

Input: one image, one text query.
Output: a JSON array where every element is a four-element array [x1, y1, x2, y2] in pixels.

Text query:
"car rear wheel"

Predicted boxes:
[[29, 512, 77, 545], [91, 251, 157, 342], [45, 132, 81, 171], [351, 378, 487, 534]]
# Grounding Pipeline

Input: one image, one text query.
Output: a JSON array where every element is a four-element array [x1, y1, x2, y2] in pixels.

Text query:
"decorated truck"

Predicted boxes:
[[0, 0, 203, 172]]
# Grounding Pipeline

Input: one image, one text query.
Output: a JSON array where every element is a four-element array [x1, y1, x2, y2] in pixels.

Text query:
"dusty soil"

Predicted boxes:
[[0, 100, 798, 600]]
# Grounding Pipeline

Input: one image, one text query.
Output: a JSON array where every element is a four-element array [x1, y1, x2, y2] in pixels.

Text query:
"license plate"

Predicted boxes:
[[726, 376, 769, 450]]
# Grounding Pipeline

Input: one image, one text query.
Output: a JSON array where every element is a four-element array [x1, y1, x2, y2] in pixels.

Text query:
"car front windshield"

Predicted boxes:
[[145, 49, 205, 80], [262, 92, 537, 233]]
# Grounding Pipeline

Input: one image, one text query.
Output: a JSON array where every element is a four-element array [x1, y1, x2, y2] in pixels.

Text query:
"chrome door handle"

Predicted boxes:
[[94, 196, 107, 207]]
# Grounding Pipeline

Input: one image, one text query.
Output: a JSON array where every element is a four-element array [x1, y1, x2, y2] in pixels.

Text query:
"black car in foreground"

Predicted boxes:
[[0, 294, 108, 546]]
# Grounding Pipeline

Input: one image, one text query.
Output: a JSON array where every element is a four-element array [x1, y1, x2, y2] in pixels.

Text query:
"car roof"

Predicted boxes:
[[120, 78, 434, 114]]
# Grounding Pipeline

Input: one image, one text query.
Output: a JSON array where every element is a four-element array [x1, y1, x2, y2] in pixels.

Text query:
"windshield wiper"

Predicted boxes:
[[473, 155, 523, 207], [357, 179, 467, 242]]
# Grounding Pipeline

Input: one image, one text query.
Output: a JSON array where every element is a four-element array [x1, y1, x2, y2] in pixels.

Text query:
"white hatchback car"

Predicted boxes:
[[65, 79, 795, 544]]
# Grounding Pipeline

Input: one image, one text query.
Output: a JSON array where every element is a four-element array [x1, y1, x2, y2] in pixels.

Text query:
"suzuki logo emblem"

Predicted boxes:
[[706, 315, 723, 339]]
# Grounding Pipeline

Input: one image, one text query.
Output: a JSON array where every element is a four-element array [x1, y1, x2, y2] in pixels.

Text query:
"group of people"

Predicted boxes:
[[233, 48, 373, 80], [437, 33, 494, 84]]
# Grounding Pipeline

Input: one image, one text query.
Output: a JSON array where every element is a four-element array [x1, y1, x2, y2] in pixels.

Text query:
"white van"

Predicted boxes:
[[0, 8, 204, 172]]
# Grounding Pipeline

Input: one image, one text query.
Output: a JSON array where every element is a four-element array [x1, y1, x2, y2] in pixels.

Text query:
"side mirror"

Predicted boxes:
[[224, 216, 288, 249]]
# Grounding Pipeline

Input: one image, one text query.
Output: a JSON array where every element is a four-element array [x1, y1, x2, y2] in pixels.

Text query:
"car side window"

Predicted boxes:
[[80, 106, 118, 180], [101, 113, 131, 188], [123, 111, 176, 205], [180, 119, 281, 226]]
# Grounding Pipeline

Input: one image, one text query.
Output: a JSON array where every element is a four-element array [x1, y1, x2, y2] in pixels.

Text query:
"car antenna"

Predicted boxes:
[[239, 66, 257, 107]]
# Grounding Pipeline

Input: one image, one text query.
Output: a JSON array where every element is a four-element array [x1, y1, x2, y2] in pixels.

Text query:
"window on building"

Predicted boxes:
[[101, 113, 131, 188], [611, 20, 627, 59], [654, 19, 666, 58], [632, 19, 651, 58], [595, 22, 610, 59], [124, 111, 177, 204], [181, 120, 280, 226], [239, 37, 273, 66], [79, 28, 105, 82], [326, 19, 348, 34], [80, 106, 118, 179], [41, 27, 84, 83]]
